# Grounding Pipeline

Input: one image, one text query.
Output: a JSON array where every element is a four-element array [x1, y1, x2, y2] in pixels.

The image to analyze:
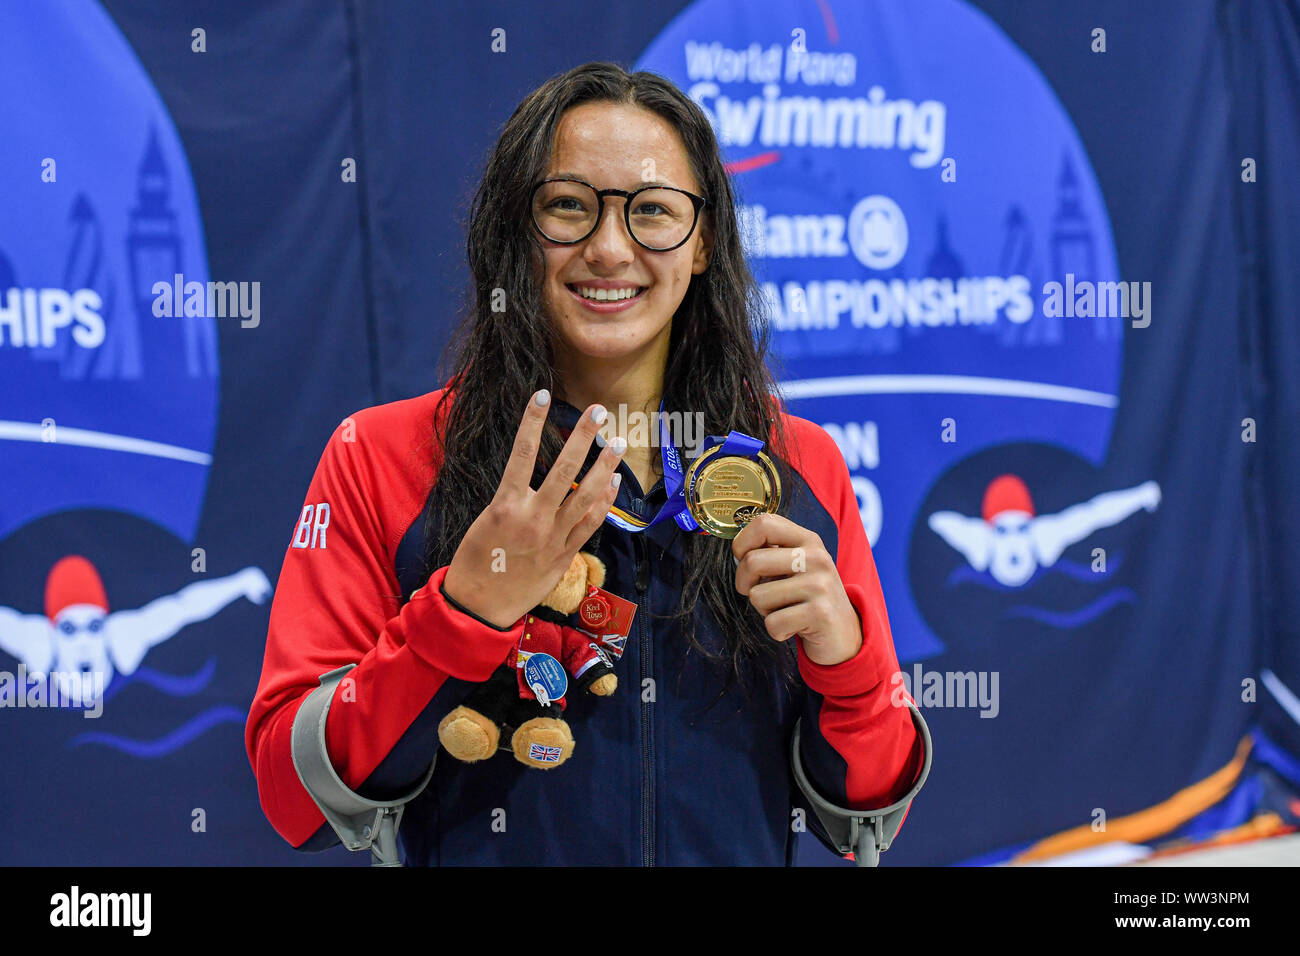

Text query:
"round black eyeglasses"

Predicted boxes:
[[531, 178, 708, 252]]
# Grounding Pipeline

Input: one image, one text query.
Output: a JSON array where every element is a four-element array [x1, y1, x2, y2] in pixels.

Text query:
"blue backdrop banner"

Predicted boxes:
[[0, 0, 1295, 866]]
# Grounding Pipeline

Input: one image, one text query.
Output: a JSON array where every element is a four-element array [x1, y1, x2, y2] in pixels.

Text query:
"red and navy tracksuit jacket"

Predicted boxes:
[[245, 387, 925, 865]]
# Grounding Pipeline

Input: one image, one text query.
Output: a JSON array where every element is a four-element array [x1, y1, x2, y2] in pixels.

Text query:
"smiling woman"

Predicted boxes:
[[247, 61, 927, 867], [432, 67, 784, 621], [537, 102, 714, 491]]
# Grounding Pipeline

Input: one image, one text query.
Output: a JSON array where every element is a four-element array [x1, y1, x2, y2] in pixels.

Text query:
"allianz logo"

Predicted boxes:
[[738, 195, 910, 270]]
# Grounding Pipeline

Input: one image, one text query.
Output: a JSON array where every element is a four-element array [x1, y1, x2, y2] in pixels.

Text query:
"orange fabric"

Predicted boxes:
[[1013, 735, 1254, 863]]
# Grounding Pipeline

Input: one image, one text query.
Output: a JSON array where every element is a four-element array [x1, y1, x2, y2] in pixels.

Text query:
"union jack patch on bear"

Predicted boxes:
[[528, 743, 563, 763]]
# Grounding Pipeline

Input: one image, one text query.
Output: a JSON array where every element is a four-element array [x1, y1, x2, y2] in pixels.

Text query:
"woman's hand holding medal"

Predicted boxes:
[[731, 513, 864, 667], [442, 389, 626, 629]]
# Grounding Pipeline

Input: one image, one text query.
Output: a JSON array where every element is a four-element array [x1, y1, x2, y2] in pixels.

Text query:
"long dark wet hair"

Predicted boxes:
[[418, 61, 801, 700]]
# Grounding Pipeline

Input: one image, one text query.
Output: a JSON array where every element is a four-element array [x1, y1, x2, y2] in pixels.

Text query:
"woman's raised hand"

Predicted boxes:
[[441, 389, 626, 629]]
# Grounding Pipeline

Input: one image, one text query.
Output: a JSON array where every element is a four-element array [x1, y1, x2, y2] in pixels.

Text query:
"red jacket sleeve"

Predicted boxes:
[[788, 419, 925, 826], [244, 410, 523, 848]]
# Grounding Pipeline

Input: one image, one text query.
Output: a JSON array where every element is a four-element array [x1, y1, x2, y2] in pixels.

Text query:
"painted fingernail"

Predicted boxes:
[[535, 389, 550, 406], [732, 555, 739, 567], [594, 431, 607, 447], [611, 436, 627, 455], [610, 473, 622, 490], [591, 404, 607, 424]]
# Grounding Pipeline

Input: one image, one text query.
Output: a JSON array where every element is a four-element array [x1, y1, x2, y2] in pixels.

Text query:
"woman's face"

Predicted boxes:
[[537, 101, 713, 373]]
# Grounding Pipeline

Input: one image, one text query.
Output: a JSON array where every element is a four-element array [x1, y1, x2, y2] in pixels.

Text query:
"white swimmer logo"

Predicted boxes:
[[0, 555, 271, 704], [927, 474, 1161, 587]]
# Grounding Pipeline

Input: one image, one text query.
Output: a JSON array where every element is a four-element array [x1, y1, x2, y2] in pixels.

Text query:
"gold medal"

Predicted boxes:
[[684, 445, 782, 539]]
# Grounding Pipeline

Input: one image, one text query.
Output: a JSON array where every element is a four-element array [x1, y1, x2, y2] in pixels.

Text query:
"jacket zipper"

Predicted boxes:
[[633, 533, 654, 867]]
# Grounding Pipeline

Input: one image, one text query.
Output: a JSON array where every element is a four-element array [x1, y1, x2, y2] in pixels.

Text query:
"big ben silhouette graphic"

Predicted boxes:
[[1050, 153, 1116, 343], [126, 126, 217, 378]]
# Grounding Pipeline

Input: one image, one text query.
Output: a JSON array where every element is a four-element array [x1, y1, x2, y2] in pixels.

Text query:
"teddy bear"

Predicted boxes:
[[437, 548, 617, 770]]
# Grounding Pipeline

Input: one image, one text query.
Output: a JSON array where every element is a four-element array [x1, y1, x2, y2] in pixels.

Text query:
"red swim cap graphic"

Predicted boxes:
[[982, 474, 1035, 523], [44, 555, 109, 621]]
